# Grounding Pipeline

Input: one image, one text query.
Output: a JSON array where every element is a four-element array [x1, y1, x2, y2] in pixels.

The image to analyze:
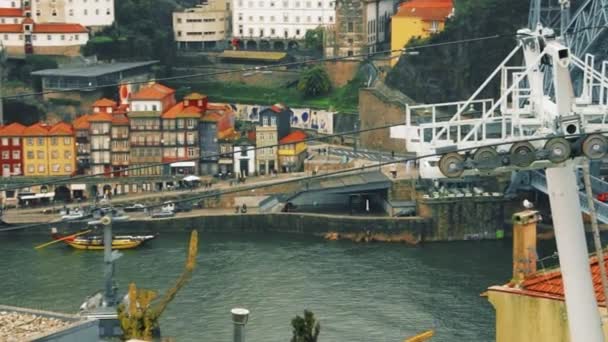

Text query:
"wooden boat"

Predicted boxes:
[[51, 228, 157, 250]]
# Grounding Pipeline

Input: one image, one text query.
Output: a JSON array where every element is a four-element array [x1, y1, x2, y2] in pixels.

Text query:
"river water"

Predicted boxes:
[[0, 230, 557, 341]]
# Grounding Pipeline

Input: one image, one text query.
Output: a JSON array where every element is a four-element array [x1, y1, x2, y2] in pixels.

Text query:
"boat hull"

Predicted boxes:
[[66, 240, 143, 250]]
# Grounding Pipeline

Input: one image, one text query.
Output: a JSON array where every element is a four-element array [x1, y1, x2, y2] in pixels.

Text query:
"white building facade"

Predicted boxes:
[[233, 141, 256, 176], [0, 0, 21, 8], [0, 20, 89, 56], [173, 0, 230, 50], [30, 0, 114, 29], [232, 0, 335, 41]]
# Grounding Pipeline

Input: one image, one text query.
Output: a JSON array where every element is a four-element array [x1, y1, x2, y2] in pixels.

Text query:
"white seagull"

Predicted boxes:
[[523, 199, 534, 209]]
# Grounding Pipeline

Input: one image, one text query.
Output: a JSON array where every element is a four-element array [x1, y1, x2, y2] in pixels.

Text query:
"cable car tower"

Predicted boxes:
[[400, 26, 608, 342]]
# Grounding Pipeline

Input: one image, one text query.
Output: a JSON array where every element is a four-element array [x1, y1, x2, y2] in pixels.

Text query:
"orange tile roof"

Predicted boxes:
[[0, 8, 23, 17], [34, 23, 88, 33], [88, 112, 113, 122], [48, 122, 73, 136], [201, 112, 222, 122], [0, 122, 26, 136], [73, 115, 91, 130], [22, 122, 50, 136], [131, 83, 175, 101], [489, 253, 608, 306], [92, 98, 117, 107], [0, 24, 22, 33], [111, 114, 130, 125], [395, 0, 453, 21], [280, 130, 307, 144], [162, 102, 203, 119]]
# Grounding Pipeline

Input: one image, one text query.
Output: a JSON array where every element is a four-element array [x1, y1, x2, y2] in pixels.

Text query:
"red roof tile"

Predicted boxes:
[[162, 102, 202, 119], [395, 0, 454, 21], [0, 122, 26, 136], [0, 23, 22, 33], [280, 130, 307, 144], [22, 122, 50, 136], [131, 83, 175, 101], [88, 112, 113, 122], [270, 103, 287, 113], [0, 8, 23, 17], [48, 122, 73, 136], [111, 114, 130, 125], [92, 98, 117, 107], [34, 23, 88, 33], [490, 253, 608, 306], [73, 115, 91, 130], [184, 92, 207, 100]]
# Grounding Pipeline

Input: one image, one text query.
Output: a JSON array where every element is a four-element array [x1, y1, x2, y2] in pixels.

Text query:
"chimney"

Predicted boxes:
[[512, 210, 541, 284]]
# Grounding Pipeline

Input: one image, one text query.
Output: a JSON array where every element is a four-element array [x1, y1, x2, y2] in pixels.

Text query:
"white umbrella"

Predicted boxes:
[[183, 175, 201, 182]]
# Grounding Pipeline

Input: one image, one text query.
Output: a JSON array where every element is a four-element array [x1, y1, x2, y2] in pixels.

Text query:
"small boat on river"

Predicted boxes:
[[51, 228, 157, 250]]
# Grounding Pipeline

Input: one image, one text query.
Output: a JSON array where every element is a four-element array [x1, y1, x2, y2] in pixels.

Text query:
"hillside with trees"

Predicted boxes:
[[386, 0, 530, 103]]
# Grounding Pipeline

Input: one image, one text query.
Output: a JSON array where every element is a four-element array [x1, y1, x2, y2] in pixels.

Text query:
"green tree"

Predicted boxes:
[[297, 66, 332, 97], [304, 27, 325, 51], [291, 310, 320, 342]]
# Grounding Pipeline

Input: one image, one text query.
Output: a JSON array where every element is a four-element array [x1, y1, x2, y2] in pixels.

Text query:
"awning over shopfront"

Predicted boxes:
[[170, 162, 196, 168], [20, 192, 55, 200]]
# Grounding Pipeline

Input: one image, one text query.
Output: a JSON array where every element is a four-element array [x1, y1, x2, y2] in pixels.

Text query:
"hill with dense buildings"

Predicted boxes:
[[386, 0, 529, 103]]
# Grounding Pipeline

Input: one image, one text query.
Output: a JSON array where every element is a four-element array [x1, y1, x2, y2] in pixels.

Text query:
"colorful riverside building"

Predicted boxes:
[[0, 122, 26, 177], [255, 104, 292, 175], [73, 114, 91, 175], [128, 83, 177, 177], [199, 102, 236, 175], [161, 93, 207, 175], [22, 122, 76, 177], [390, 0, 453, 66], [278, 130, 308, 173]]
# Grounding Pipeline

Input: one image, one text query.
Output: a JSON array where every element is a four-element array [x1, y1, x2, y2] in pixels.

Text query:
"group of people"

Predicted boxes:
[[235, 203, 247, 214]]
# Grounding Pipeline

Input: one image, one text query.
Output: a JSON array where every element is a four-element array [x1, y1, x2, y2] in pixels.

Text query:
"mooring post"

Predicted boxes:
[[102, 216, 115, 307], [231, 308, 250, 342]]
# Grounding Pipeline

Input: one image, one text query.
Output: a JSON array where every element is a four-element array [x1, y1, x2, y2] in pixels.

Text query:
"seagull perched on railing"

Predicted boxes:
[[523, 199, 534, 209]]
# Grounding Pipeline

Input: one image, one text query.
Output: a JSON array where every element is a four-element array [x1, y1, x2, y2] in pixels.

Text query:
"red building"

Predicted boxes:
[[0, 123, 26, 177]]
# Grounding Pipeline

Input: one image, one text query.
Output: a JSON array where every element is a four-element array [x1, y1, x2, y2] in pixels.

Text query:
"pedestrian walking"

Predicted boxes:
[[390, 164, 397, 179]]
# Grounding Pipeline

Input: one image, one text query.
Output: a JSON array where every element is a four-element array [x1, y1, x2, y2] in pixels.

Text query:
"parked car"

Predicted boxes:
[[598, 193, 608, 203], [124, 203, 146, 212]]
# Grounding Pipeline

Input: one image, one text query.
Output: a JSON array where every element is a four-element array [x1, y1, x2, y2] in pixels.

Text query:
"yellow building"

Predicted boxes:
[[22, 122, 76, 177], [390, 0, 453, 66], [485, 210, 608, 341], [278, 130, 308, 173]]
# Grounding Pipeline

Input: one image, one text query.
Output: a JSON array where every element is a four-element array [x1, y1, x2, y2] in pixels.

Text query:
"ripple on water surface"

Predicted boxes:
[[0, 231, 518, 341]]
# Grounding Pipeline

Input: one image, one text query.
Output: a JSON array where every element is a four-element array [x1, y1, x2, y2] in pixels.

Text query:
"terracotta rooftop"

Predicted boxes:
[[73, 115, 91, 130], [395, 0, 454, 21], [92, 98, 117, 107], [0, 122, 26, 136], [111, 114, 130, 125], [200, 111, 222, 122], [34, 23, 88, 33], [0, 8, 23, 17], [162, 102, 203, 119], [488, 253, 608, 307], [48, 122, 73, 136], [280, 130, 307, 144], [88, 112, 113, 122], [22, 122, 50, 136], [131, 83, 175, 101], [0, 24, 21, 33], [270, 103, 287, 113]]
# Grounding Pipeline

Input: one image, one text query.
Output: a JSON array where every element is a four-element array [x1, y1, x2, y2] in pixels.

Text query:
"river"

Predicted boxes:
[[0, 230, 558, 341]]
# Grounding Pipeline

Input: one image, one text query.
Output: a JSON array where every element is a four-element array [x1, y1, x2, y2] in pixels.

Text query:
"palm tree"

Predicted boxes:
[[291, 310, 321, 342]]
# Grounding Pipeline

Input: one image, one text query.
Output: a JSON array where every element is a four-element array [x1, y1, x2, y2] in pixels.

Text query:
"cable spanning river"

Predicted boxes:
[[0, 229, 554, 341]]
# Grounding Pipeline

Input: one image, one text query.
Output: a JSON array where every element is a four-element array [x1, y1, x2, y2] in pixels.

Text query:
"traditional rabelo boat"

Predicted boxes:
[[51, 228, 157, 250]]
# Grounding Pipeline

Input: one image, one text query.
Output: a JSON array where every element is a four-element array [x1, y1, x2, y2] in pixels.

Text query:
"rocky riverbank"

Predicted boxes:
[[0, 311, 70, 341]]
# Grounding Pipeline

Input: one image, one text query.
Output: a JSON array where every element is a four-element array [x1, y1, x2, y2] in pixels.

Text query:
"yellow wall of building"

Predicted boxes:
[[23, 136, 76, 176], [487, 290, 608, 342], [278, 141, 307, 156], [390, 17, 446, 66]]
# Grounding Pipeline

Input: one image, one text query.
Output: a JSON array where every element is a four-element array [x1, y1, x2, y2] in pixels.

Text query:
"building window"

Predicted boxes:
[[28, 165, 34, 173], [317, 1, 321, 6], [1, 151, 8, 159], [306, 1, 311, 7], [348, 22, 354, 32], [12, 151, 20, 159], [27, 151, 34, 159], [69, 9, 73, 15], [64, 151, 71, 159], [37, 151, 44, 159], [347, 50, 353, 56], [37, 138, 44, 145], [1, 138, 7, 146], [12, 138, 19, 146], [52, 164, 60, 172], [64, 137, 71, 145], [271, 117, 276, 125], [38, 165, 45, 172], [65, 164, 72, 172], [271, 28, 275, 35], [296, 29, 300, 35], [51, 151, 58, 159], [51, 137, 58, 145]]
